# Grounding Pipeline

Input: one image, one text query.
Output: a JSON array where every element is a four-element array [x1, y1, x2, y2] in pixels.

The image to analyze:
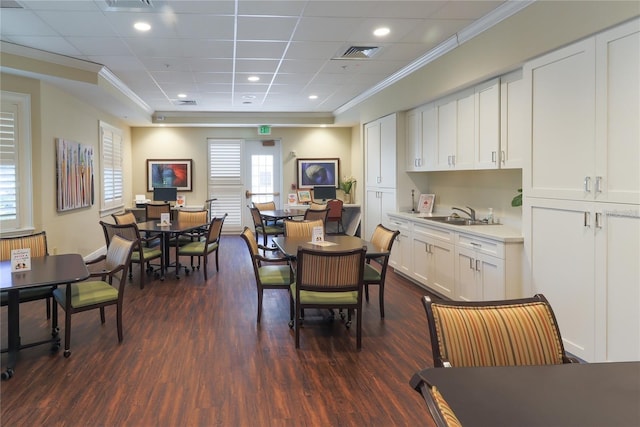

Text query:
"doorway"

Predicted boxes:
[[242, 139, 282, 229]]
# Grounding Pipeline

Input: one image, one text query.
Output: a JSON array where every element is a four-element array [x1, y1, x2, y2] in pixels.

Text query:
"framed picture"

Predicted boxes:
[[56, 138, 94, 212], [297, 158, 339, 189], [418, 194, 435, 213], [147, 159, 193, 191], [297, 190, 312, 203]]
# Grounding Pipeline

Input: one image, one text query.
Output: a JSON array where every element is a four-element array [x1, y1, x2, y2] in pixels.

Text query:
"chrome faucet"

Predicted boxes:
[[452, 206, 476, 221]]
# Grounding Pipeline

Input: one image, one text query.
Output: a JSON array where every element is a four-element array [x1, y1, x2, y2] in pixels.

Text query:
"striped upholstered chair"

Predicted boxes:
[[412, 378, 462, 427], [422, 294, 578, 367], [283, 219, 324, 238]]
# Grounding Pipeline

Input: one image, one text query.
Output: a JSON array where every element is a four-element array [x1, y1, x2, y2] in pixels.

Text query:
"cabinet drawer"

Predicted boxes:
[[456, 232, 504, 258], [388, 217, 410, 232], [413, 222, 454, 243]]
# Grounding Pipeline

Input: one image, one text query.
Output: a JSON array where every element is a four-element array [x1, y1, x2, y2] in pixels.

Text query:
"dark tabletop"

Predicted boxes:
[[259, 209, 306, 220], [1, 254, 90, 290], [136, 219, 208, 233], [410, 362, 640, 427], [273, 235, 389, 258]]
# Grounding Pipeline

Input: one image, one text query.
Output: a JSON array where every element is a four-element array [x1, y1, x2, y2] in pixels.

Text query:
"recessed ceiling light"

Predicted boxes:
[[308, 95, 318, 100], [134, 22, 151, 32], [247, 76, 260, 82], [374, 27, 390, 37], [177, 93, 187, 98]]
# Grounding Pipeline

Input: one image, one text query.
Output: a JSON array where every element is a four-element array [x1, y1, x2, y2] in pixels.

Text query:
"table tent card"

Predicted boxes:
[[159, 212, 171, 226], [11, 248, 31, 272]]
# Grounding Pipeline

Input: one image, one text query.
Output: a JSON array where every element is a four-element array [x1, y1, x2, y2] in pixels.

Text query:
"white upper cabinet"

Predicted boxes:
[[366, 114, 397, 188], [500, 70, 527, 169], [405, 108, 423, 171], [525, 19, 639, 203], [474, 78, 501, 169]]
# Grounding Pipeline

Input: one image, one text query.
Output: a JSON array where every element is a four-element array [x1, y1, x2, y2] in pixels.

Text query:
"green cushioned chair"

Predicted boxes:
[[176, 213, 227, 280], [422, 294, 579, 368], [289, 245, 366, 350], [240, 227, 293, 323], [363, 224, 399, 318], [101, 221, 163, 289], [53, 233, 136, 358], [249, 206, 284, 248]]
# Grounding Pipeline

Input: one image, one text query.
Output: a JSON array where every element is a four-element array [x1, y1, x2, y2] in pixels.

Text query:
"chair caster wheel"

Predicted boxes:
[[52, 327, 60, 337], [64, 350, 71, 358], [51, 343, 60, 353], [1, 368, 14, 380], [345, 321, 352, 329], [288, 320, 294, 328]]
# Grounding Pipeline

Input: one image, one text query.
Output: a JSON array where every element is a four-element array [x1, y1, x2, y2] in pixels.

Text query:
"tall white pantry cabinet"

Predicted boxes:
[[523, 19, 640, 362]]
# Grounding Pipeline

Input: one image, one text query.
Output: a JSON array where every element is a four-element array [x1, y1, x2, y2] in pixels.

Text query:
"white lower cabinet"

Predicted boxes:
[[388, 217, 411, 277], [455, 247, 505, 301], [412, 223, 455, 298]]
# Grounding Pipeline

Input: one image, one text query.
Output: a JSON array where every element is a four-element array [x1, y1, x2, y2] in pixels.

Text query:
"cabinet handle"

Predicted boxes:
[[491, 151, 496, 163], [475, 259, 481, 271], [584, 211, 590, 227], [470, 241, 481, 248], [595, 212, 603, 229], [469, 258, 474, 270], [451, 155, 455, 166], [595, 176, 603, 193], [377, 176, 381, 184], [584, 176, 591, 193], [501, 150, 506, 164]]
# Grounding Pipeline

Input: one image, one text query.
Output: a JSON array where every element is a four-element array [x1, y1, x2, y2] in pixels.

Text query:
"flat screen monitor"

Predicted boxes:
[[153, 187, 177, 203], [313, 186, 336, 201]]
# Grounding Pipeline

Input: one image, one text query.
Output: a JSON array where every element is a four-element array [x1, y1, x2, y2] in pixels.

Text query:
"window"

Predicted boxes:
[[0, 91, 33, 235], [100, 121, 124, 214], [208, 139, 243, 233]]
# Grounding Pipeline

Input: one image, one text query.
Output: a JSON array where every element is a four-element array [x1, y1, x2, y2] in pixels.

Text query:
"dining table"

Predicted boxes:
[[259, 209, 306, 222], [136, 219, 209, 278], [272, 234, 390, 259], [0, 254, 89, 380], [410, 362, 640, 426]]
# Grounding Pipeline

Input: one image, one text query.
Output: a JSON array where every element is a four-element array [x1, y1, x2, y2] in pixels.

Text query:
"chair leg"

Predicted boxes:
[[45, 297, 51, 319], [215, 249, 219, 272], [295, 304, 301, 348], [63, 308, 72, 357], [364, 283, 370, 302], [203, 254, 208, 280], [100, 307, 106, 324], [356, 307, 362, 350], [116, 303, 123, 342], [257, 289, 263, 323], [379, 283, 385, 318]]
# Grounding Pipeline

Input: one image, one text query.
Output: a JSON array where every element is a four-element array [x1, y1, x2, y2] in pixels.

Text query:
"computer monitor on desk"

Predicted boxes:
[[153, 187, 178, 204], [313, 186, 336, 202]]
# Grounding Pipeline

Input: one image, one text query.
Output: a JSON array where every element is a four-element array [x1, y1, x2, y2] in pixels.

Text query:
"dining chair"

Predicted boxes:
[[253, 200, 281, 226], [309, 202, 326, 211], [205, 198, 216, 222], [412, 378, 462, 427], [53, 233, 136, 358], [173, 209, 208, 247], [325, 199, 344, 234], [0, 231, 55, 321], [422, 294, 579, 367], [363, 224, 399, 318], [176, 213, 227, 279], [145, 203, 171, 221], [240, 227, 294, 323], [100, 221, 163, 289], [112, 211, 137, 225], [303, 208, 329, 224], [283, 219, 324, 238], [290, 245, 367, 349], [249, 206, 284, 247]]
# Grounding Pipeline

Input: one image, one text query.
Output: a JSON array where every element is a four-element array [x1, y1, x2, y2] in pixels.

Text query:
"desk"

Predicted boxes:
[[410, 362, 640, 426], [137, 219, 208, 278], [259, 209, 306, 222], [272, 235, 389, 259], [0, 254, 89, 379]]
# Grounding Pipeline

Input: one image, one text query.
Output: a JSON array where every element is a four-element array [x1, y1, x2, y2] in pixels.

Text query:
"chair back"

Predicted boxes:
[[284, 219, 324, 237], [249, 207, 266, 229], [326, 199, 343, 221], [0, 231, 48, 260], [413, 379, 462, 427], [112, 211, 137, 224], [145, 203, 171, 220], [309, 202, 326, 211], [100, 221, 141, 249], [177, 209, 208, 225], [303, 208, 329, 223], [105, 234, 137, 286], [240, 227, 259, 259], [296, 246, 366, 293], [422, 294, 569, 367], [370, 224, 399, 256], [253, 201, 276, 211], [206, 213, 227, 244]]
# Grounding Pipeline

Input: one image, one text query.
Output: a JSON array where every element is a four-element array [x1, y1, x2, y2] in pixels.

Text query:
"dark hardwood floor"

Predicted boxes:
[[1, 235, 437, 426]]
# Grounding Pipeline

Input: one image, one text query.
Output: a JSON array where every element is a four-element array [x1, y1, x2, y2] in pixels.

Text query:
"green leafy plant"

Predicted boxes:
[[511, 188, 522, 207], [339, 176, 356, 194]]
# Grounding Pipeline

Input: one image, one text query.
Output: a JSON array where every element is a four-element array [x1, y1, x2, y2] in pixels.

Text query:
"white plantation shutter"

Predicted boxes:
[[100, 121, 124, 213], [0, 92, 33, 234], [208, 139, 243, 232]]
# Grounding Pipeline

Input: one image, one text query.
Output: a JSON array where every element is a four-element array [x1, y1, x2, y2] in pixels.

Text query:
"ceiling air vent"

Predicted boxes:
[[0, 0, 24, 8], [105, 0, 153, 11], [334, 46, 380, 60], [172, 99, 197, 106]]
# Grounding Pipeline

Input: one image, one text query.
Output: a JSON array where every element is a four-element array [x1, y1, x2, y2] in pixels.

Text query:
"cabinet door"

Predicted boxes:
[[475, 79, 500, 169], [527, 198, 596, 361], [437, 98, 457, 170], [379, 114, 397, 187], [422, 104, 438, 171], [478, 253, 505, 300], [500, 70, 526, 169], [455, 89, 476, 170], [455, 247, 479, 301], [595, 19, 640, 204], [594, 205, 640, 362], [405, 109, 422, 171], [365, 121, 381, 186], [525, 38, 596, 200], [411, 235, 429, 285], [364, 189, 382, 240], [427, 238, 455, 299]]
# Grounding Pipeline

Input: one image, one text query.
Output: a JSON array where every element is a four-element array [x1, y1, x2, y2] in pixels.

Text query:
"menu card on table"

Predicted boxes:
[[310, 226, 336, 247], [11, 248, 31, 272], [159, 212, 171, 226]]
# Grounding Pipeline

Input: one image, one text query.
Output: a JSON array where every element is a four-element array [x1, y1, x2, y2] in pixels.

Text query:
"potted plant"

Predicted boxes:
[[511, 188, 522, 207], [340, 176, 356, 203]]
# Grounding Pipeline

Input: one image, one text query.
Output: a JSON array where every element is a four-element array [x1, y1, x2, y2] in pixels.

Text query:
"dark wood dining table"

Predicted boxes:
[[0, 254, 89, 380], [410, 362, 640, 427], [259, 209, 306, 222], [272, 235, 389, 259], [136, 219, 209, 278]]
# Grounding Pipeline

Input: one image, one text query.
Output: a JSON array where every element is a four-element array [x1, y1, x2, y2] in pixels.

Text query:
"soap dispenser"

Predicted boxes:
[[487, 208, 494, 224]]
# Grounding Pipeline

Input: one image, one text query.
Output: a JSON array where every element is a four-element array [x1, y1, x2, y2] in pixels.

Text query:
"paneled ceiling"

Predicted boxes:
[[1, 0, 530, 123]]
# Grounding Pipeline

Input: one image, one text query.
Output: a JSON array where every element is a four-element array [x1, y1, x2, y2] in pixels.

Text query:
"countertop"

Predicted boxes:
[[388, 211, 524, 243]]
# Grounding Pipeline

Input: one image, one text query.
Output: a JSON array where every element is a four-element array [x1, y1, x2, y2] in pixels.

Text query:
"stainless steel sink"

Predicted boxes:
[[422, 216, 495, 226]]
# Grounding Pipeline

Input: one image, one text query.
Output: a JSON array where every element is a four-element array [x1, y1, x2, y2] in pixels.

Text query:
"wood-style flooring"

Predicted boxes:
[[1, 235, 437, 426]]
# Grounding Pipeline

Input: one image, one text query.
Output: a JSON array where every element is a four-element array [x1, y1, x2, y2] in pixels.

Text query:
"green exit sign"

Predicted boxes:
[[258, 125, 271, 135]]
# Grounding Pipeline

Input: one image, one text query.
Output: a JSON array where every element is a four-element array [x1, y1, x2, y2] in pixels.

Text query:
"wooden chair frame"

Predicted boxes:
[[363, 224, 399, 318]]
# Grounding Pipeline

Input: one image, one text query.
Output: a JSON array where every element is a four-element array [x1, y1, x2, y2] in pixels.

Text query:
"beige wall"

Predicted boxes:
[[131, 126, 357, 206], [1, 73, 132, 257]]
